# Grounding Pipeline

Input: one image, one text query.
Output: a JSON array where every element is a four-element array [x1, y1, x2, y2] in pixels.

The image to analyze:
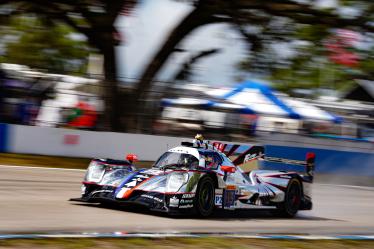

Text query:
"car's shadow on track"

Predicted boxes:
[[71, 203, 337, 221]]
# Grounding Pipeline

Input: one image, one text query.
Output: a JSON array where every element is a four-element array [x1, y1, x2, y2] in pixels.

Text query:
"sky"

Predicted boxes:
[[115, 0, 247, 86]]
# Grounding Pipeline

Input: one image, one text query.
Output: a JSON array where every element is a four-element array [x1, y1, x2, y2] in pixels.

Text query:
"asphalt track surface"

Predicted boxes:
[[1, 165, 374, 235]]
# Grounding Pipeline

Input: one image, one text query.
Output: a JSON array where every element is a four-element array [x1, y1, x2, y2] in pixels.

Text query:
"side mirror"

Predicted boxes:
[[221, 165, 236, 173], [126, 154, 138, 163]]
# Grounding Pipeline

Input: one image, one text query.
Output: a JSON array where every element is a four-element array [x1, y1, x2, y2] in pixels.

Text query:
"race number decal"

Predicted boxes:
[[215, 195, 222, 205]]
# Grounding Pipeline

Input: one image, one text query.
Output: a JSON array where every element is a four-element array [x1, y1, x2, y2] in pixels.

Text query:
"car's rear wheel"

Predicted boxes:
[[194, 176, 215, 217], [273, 178, 302, 218]]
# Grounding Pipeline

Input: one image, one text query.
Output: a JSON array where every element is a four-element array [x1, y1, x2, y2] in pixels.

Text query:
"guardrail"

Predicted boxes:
[[3, 124, 186, 161]]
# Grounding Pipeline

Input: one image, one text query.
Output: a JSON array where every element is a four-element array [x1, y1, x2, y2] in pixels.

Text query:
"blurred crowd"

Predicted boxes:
[[0, 66, 100, 130], [2, 64, 373, 143], [0, 68, 43, 125]]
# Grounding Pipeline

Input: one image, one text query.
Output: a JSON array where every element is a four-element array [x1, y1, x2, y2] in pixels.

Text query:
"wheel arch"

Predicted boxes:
[[194, 172, 216, 217], [205, 172, 219, 189], [292, 174, 304, 196]]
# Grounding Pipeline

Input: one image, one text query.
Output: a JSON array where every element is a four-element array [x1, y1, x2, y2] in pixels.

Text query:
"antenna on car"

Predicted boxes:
[[181, 141, 194, 147]]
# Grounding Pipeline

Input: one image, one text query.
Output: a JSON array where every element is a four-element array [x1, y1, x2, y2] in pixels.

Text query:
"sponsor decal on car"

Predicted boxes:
[[141, 194, 163, 203], [244, 153, 257, 162], [179, 204, 194, 209], [182, 193, 195, 198], [180, 199, 193, 204], [169, 196, 179, 207], [215, 189, 223, 194], [124, 175, 149, 188]]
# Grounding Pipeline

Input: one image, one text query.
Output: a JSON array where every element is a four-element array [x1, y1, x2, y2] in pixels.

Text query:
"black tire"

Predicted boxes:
[[194, 176, 215, 217], [273, 178, 302, 218]]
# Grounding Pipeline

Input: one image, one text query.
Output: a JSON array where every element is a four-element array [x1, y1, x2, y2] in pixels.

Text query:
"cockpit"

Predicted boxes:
[[152, 152, 199, 170]]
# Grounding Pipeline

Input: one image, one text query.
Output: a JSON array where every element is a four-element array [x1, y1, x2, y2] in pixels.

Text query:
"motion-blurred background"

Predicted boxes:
[[0, 0, 373, 142]]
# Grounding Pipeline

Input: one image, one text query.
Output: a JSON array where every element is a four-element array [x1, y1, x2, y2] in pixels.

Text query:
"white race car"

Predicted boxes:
[[72, 138, 314, 217]]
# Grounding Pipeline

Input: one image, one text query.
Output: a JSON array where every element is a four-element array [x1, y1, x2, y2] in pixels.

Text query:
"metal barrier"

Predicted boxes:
[[1, 124, 373, 176]]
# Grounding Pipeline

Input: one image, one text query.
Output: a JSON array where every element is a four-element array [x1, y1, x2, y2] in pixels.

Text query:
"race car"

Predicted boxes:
[[71, 136, 315, 217]]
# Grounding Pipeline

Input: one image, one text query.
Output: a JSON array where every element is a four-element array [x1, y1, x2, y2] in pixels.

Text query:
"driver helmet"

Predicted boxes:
[[193, 134, 205, 146], [195, 134, 204, 142]]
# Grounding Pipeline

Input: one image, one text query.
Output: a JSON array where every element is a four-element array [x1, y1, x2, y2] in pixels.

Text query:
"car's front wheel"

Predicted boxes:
[[194, 176, 215, 217]]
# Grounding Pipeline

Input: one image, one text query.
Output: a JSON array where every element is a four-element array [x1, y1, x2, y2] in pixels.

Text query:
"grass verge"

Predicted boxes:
[[0, 238, 373, 249]]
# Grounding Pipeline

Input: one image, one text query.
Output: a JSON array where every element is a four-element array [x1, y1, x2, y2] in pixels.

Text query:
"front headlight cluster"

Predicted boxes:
[[81, 184, 86, 195], [166, 173, 189, 192], [85, 161, 105, 182]]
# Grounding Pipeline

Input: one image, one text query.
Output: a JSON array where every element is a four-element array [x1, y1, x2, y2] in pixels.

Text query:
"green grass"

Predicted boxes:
[[0, 238, 373, 249], [0, 153, 154, 169]]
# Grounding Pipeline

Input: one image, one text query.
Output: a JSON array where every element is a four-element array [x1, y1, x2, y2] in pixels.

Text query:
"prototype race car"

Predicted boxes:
[[71, 136, 315, 217]]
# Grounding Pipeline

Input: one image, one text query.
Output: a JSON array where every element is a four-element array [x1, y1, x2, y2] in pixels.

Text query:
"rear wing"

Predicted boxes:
[[212, 142, 315, 181], [265, 152, 315, 182]]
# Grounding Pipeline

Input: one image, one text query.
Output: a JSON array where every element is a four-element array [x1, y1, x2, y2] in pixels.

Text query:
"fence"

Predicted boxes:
[[1, 124, 373, 177]]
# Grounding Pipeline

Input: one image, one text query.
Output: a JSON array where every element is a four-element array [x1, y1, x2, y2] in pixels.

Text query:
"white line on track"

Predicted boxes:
[[1, 233, 374, 240], [0, 164, 85, 172]]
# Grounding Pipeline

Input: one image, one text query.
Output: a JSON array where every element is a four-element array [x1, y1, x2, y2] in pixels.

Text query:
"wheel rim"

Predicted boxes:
[[286, 182, 301, 213], [199, 181, 213, 212]]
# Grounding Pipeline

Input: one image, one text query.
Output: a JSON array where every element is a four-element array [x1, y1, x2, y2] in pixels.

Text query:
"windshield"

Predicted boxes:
[[153, 152, 199, 169]]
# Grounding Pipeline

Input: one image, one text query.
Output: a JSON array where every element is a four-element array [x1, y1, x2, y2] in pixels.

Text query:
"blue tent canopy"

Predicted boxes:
[[220, 81, 301, 119], [162, 80, 342, 123]]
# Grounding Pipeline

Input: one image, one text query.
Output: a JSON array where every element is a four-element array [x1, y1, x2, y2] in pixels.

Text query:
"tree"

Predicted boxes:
[[0, 15, 91, 75], [0, 0, 137, 131], [0, 0, 373, 131], [232, 1, 374, 94], [171, 48, 221, 82], [130, 0, 373, 129]]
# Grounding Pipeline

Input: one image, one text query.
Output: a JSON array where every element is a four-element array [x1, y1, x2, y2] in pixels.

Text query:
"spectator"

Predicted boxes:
[[18, 97, 39, 125], [66, 98, 98, 130]]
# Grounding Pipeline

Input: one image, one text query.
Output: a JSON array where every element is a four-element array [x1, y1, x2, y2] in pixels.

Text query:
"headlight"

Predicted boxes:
[[85, 161, 105, 182], [81, 184, 86, 195], [166, 173, 189, 192]]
